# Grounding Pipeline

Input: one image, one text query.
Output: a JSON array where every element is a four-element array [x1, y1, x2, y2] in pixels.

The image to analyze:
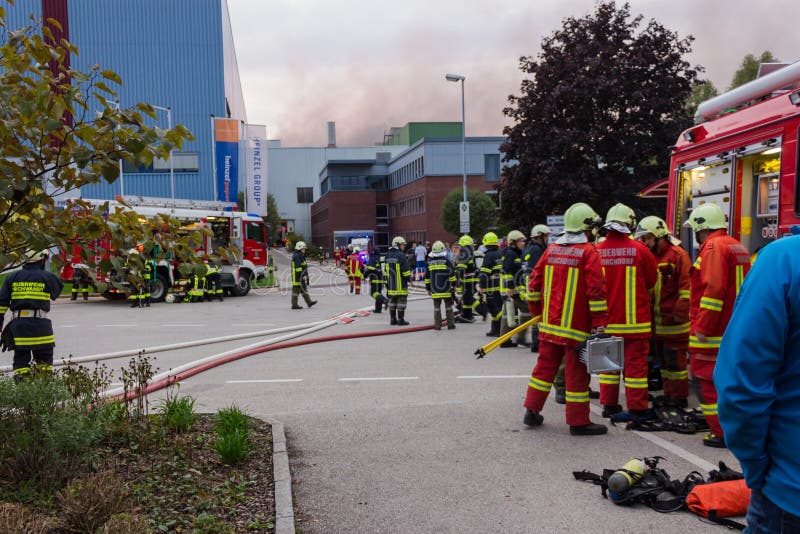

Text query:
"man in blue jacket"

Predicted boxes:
[[715, 234, 800, 532]]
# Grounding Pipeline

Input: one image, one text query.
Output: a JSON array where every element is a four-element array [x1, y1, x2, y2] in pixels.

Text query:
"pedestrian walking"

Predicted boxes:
[[414, 242, 427, 281], [290, 241, 317, 309], [425, 241, 456, 330], [715, 233, 800, 531], [0, 251, 64, 376]]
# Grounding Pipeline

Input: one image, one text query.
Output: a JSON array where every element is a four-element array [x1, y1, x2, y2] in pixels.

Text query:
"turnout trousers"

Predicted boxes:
[[654, 341, 689, 401], [599, 338, 649, 411], [524, 340, 591, 426], [691, 357, 723, 437]]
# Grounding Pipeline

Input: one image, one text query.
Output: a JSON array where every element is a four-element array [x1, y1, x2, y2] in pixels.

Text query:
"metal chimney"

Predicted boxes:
[[327, 121, 336, 148]]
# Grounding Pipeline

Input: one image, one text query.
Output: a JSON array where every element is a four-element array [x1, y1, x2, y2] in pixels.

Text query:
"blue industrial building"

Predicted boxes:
[[7, 0, 245, 201]]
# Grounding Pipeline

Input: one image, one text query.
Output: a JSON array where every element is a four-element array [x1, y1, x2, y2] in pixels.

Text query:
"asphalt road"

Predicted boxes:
[[40, 250, 739, 533]]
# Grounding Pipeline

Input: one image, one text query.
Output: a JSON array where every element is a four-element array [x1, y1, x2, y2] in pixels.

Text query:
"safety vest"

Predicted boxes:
[[652, 243, 691, 342], [528, 242, 607, 345], [689, 230, 751, 356], [597, 232, 657, 339]]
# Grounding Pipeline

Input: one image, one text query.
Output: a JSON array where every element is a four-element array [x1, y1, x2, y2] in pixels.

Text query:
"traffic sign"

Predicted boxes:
[[546, 215, 564, 244], [459, 201, 470, 233]]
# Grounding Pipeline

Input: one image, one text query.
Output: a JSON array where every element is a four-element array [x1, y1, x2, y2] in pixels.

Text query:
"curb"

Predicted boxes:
[[265, 417, 295, 534]]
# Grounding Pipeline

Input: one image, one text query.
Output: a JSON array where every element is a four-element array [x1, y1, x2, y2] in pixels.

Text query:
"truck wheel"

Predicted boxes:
[[150, 273, 169, 302], [231, 271, 252, 297]]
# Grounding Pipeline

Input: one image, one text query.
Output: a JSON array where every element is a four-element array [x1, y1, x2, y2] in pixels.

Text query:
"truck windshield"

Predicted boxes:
[[245, 222, 265, 244]]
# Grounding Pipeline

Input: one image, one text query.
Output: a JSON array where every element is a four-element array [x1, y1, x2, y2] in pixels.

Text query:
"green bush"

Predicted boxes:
[[213, 429, 250, 466], [0, 370, 116, 498], [159, 395, 197, 434], [214, 405, 250, 435]]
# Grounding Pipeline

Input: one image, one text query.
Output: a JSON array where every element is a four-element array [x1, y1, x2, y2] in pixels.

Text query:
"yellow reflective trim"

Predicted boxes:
[[655, 322, 690, 335], [10, 292, 50, 300], [528, 377, 552, 393], [0, 306, 8, 313], [654, 265, 663, 325], [14, 335, 55, 345], [589, 300, 607, 311], [689, 335, 723, 349], [598, 373, 620, 385], [678, 289, 690, 299], [561, 267, 578, 329], [538, 323, 590, 342], [661, 369, 689, 380], [700, 296, 723, 307], [625, 265, 636, 325], [606, 323, 651, 334], [699, 403, 718, 416], [736, 265, 744, 296], [693, 257, 702, 269], [624, 377, 649, 389], [542, 265, 553, 325], [565, 391, 590, 403]]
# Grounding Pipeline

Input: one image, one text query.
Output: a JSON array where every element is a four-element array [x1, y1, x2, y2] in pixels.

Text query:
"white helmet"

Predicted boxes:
[[165, 294, 176, 303], [128, 248, 140, 255], [530, 224, 551, 238], [295, 241, 307, 250], [353, 246, 360, 253]]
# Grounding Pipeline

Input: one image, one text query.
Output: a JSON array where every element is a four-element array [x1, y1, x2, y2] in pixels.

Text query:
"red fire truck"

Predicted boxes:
[[665, 61, 800, 255], [61, 196, 269, 301]]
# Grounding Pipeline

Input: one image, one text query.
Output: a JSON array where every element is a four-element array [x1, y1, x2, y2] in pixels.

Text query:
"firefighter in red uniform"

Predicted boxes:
[[347, 246, 365, 294], [524, 202, 608, 436], [597, 204, 657, 420], [684, 203, 751, 448], [334, 247, 342, 268], [634, 216, 690, 407]]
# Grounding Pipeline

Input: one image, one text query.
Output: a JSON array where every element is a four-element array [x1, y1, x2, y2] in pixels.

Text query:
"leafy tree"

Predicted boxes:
[[684, 80, 719, 116], [499, 1, 700, 229], [730, 51, 779, 89], [0, 8, 193, 270], [440, 189, 497, 239]]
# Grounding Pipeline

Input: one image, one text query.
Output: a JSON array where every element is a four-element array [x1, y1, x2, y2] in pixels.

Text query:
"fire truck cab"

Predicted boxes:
[[667, 61, 800, 256]]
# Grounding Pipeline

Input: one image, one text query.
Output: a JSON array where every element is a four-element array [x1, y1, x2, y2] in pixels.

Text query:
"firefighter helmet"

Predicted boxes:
[[507, 230, 526, 243], [432, 240, 446, 253], [353, 246, 360, 253], [392, 236, 406, 247], [635, 216, 670, 239], [25, 250, 49, 263], [482, 232, 499, 246], [295, 241, 307, 250], [564, 203, 601, 233], [530, 224, 551, 238], [128, 248, 140, 256], [165, 294, 176, 303], [684, 203, 727, 232], [458, 235, 474, 247], [605, 203, 637, 230]]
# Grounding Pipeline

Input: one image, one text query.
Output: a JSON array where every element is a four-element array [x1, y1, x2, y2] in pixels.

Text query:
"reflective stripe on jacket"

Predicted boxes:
[[425, 253, 455, 298], [478, 247, 502, 292], [597, 232, 657, 339], [291, 250, 308, 287], [386, 248, 411, 296]]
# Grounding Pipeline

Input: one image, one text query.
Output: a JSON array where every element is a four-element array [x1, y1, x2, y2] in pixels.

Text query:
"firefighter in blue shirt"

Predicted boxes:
[[425, 241, 456, 330], [0, 251, 63, 375]]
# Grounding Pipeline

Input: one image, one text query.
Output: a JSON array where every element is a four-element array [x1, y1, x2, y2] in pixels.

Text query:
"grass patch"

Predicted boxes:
[[159, 394, 197, 434], [216, 404, 251, 435]]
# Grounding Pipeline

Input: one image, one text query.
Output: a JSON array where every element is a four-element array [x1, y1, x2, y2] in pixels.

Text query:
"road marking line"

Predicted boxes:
[[457, 375, 529, 379], [98, 324, 138, 327], [338, 377, 419, 382], [226, 379, 303, 384], [161, 323, 206, 327], [60, 325, 77, 328], [588, 405, 717, 472], [239, 323, 277, 327]]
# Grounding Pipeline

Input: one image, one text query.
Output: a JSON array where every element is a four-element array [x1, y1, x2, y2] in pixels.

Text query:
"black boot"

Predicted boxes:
[[83, 291, 89, 301], [397, 311, 409, 326], [570, 423, 608, 436], [601, 404, 623, 418], [390, 309, 398, 325], [374, 301, 382, 313], [144, 297, 150, 307], [70, 293, 77, 301], [486, 320, 500, 337], [523, 410, 543, 427], [555, 389, 566, 405]]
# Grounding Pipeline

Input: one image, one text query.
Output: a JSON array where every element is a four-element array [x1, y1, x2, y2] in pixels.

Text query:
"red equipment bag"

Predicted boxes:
[[685, 479, 750, 519]]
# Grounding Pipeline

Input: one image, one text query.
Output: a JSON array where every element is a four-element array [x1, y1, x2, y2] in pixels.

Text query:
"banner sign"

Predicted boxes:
[[245, 124, 267, 217], [215, 118, 239, 203]]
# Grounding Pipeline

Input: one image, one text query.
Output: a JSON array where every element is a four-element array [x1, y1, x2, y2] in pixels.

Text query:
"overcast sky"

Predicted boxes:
[[227, 0, 797, 147]]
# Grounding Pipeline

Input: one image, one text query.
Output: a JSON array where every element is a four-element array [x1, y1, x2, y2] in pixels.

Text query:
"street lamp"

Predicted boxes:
[[152, 105, 175, 205], [445, 73, 468, 234]]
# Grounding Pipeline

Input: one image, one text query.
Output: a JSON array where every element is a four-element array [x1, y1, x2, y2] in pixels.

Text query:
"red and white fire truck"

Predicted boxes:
[[61, 196, 269, 301], [663, 61, 800, 255]]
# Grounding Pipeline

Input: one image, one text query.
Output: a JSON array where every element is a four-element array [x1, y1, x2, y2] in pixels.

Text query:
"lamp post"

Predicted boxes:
[[152, 105, 175, 205], [445, 73, 468, 234]]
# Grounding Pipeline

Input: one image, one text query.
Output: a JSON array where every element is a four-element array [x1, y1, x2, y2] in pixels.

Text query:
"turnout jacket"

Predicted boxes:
[[425, 252, 456, 298], [715, 236, 800, 516], [385, 247, 411, 296], [597, 232, 658, 339], [290, 250, 309, 287], [652, 242, 691, 342], [528, 242, 608, 346], [524, 242, 547, 302], [0, 263, 63, 349], [456, 245, 477, 287], [347, 252, 364, 277], [690, 229, 751, 357], [365, 253, 385, 284], [501, 246, 525, 295], [478, 246, 503, 293]]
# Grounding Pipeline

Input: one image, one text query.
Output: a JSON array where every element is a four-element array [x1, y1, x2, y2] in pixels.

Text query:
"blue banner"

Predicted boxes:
[[215, 118, 239, 203]]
